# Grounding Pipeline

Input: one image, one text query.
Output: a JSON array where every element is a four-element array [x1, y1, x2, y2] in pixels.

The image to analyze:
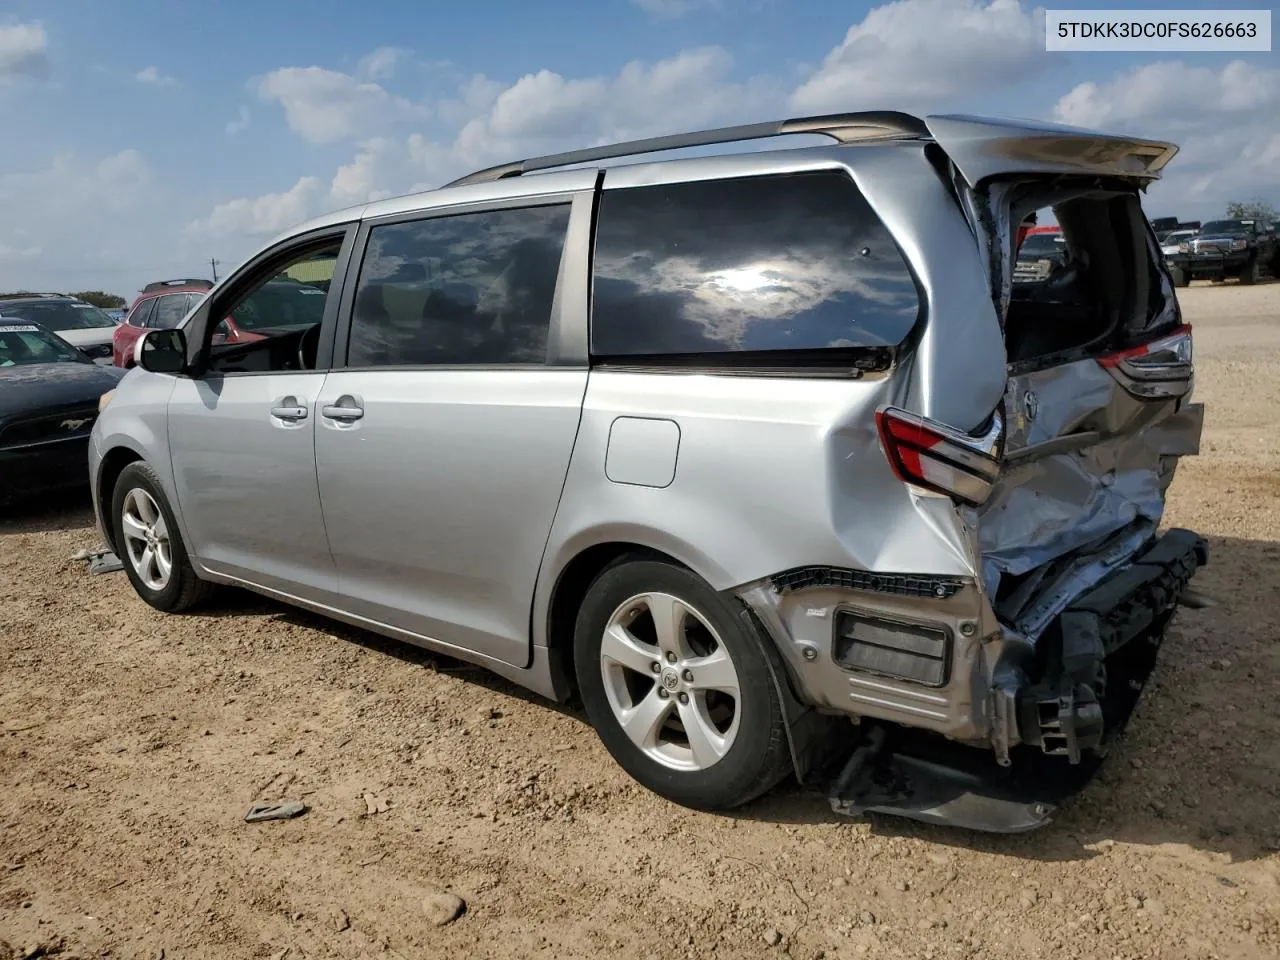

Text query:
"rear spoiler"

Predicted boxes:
[[924, 114, 1178, 188]]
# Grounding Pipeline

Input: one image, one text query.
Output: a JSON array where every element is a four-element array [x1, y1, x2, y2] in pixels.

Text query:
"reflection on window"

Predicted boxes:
[[0, 301, 117, 332], [590, 171, 920, 359], [347, 204, 570, 367], [0, 329, 82, 366], [232, 278, 330, 331], [152, 294, 190, 329]]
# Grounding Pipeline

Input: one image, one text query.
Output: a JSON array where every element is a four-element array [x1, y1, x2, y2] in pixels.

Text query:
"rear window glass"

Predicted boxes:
[[590, 170, 920, 359], [152, 294, 191, 329]]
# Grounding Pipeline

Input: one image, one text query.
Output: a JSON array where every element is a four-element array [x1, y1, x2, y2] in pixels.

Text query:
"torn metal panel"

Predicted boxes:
[[978, 357, 1203, 604]]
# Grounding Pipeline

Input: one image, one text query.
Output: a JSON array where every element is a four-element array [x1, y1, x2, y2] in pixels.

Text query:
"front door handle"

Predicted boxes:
[[270, 396, 308, 422], [321, 395, 364, 422]]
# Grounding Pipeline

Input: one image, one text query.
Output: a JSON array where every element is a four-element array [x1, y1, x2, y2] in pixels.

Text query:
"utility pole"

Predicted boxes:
[[210, 257, 220, 282]]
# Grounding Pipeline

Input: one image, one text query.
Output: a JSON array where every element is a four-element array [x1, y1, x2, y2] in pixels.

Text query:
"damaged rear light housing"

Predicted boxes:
[[875, 406, 1003, 507], [1098, 324, 1193, 399]]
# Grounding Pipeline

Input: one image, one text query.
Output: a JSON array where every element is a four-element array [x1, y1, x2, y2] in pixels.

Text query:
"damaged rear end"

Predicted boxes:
[[829, 116, 1208, 831]]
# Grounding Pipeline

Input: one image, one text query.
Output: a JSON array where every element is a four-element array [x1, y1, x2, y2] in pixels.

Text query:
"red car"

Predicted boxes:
[[113, 278, 273, 368]]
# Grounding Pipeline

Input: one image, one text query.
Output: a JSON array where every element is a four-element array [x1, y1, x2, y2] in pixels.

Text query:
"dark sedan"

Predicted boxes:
[[0, 319, 125, 506]]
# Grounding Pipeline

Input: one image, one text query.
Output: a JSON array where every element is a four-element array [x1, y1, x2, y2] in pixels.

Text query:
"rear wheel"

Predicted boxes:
[[573, 560, 791, 810], [111, 461, 214, 612]]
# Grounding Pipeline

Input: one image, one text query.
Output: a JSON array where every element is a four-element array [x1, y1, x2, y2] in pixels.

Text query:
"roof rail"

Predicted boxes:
[[443, 111, 930, 188]]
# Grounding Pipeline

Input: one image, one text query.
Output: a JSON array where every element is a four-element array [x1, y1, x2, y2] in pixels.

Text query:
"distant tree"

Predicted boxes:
[[1225, 199, 1278, 221], [70, 290, 127, 308]]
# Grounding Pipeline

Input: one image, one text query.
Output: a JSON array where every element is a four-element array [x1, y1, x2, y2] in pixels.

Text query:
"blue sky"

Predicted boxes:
[[1, 0, 1276, 296]]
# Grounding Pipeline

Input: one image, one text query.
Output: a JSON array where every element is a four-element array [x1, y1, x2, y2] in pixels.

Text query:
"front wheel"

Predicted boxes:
[[111, 461, 214, 612], [1240, 256, 1260, 285], [573, 560, 791, 810]]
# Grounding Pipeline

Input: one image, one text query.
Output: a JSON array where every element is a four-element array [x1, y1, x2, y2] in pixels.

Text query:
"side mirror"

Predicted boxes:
[[136, 328, 187, 374]]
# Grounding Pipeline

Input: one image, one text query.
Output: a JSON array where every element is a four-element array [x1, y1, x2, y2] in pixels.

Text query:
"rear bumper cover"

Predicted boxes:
[[827, 527, 1208, 833]]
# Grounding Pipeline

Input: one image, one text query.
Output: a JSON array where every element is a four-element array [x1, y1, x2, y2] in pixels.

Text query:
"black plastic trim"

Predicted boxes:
[[770, 566, 964, 599]]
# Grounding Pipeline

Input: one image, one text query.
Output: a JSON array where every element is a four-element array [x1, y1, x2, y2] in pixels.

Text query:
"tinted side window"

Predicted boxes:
[[130, 298, 157, 328], [346, 204, 570, 367], [591, 171, 920, 359], [151, 294, 189, 329]]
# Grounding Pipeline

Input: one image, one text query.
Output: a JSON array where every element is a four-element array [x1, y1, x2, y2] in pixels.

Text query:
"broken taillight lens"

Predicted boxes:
[[875, 407, 1003, 507], [1098, 325, 1193, 399]]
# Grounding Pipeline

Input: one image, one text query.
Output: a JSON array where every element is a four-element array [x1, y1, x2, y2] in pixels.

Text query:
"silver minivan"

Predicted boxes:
[[90, 111, 1207, 832]]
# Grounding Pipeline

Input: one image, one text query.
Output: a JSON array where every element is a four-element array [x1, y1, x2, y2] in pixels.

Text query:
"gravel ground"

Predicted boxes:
[[2, 281, 1278, 960]]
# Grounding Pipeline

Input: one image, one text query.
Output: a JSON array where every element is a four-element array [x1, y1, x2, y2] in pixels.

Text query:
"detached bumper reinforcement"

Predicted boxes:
[[827, 527, 1208, 834], [828, 726, 1058, 833]]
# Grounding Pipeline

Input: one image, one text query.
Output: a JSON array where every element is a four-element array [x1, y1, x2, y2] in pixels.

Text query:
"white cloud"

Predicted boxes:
[[1054, 60, 1280, 219], [359, 46, 409, 80], [791, 0, 1044, 114], [200, 45, 779, 244], [257, 66, 429, 144], [225, 105, 251, 136], [185, 176, 324, 239], [453, 46, 777, 167], [135, 65, 176, 87], [328, 138, 401, 207], [0, 20, 50, 81], [0, 150, 171, 295]]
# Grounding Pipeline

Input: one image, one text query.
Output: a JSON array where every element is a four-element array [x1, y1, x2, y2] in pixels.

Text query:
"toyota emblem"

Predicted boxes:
[[1023, 390, 1039, 421]]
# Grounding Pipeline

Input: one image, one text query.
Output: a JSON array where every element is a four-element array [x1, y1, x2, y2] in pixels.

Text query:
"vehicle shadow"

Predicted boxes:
[[180, 532, 1279, 863], [195, 588, 591, 723], [0, 487, 96, 534]]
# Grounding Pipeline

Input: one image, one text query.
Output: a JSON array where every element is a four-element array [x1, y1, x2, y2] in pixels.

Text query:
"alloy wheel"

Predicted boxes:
[[599, 592, 742, 772], [120, 487, 172, 592]]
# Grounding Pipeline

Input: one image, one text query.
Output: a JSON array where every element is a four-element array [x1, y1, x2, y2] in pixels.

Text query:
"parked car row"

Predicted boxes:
[[0, 294, 119, 362], [1158, 217, 1277, 286], [1014, 215, 1278, 289]]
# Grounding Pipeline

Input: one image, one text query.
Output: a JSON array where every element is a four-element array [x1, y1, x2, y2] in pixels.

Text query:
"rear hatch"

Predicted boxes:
[[922, 116, 1205, 638]]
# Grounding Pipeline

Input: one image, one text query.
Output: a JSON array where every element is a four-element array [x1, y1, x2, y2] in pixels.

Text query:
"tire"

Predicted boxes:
[[1240, 256, 1260, 286], [110, 461, 214, 612], [573, 559, 791, 811], [1172, 265, 1190, 288]]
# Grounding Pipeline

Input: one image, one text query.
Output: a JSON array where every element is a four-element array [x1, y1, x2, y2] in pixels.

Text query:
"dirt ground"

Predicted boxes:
[[2, 280, 1279, 960]]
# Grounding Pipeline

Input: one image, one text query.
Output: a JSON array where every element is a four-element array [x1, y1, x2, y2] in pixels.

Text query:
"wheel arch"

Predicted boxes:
[[541, 540, 694, 701], [541, 537, 841, 793], [95, 444, 146, 554]]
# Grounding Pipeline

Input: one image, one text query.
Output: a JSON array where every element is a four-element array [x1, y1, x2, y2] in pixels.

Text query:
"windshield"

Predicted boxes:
[[1200, 220, 1253, 237], [0, 300, 117, 331], [0, 323, 87, 366], [231, 281, 328, 331], [1019, 234, 1064, 256]]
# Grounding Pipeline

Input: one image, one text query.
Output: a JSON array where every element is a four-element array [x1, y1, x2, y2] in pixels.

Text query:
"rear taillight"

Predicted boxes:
[[1098, 324, 1193, 399], [875, 407, 1003, 507]]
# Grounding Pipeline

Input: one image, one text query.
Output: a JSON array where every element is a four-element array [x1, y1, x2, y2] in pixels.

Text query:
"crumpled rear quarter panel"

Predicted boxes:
[[981, 358, 1204, 598]]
